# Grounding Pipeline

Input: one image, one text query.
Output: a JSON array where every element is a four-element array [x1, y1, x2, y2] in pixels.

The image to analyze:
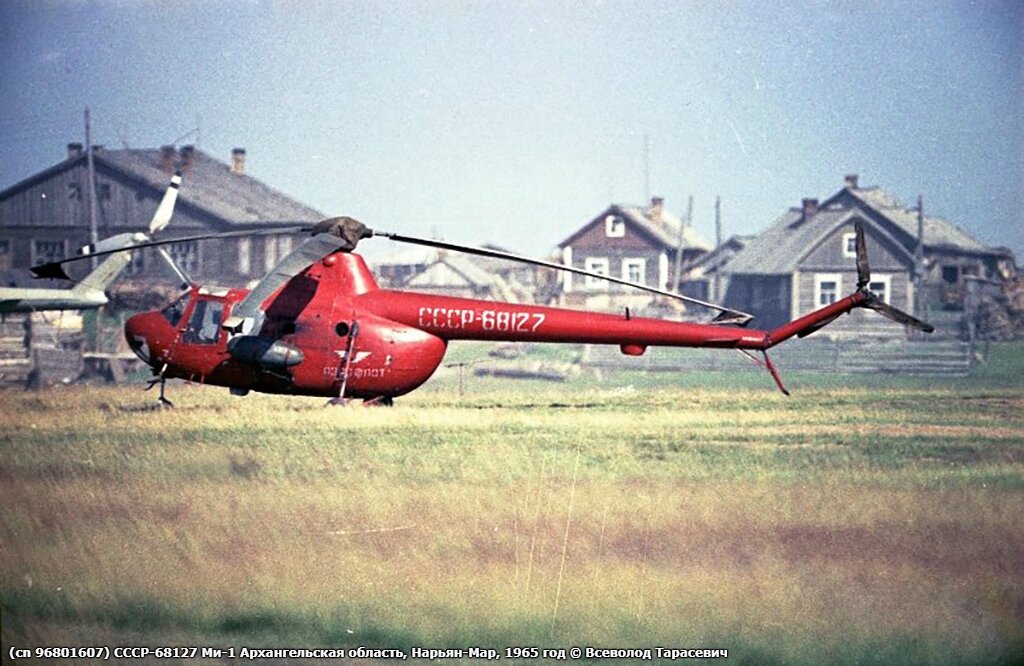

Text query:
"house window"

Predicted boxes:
[[264, 236, 279, 271], [238, 237, 252, 274], [622, 258, 646, 286], [814, 273, 843, 306], [0, 239, 10, 270], [605, 215, 625, 238], [842, 232, 857, 258], [167, 241, 199, 277], [868, 274, 891, 304], [32, 239, 66, 265], [125, 248, 145, 275], [942, 265, 959, 284], [68, 182, 82, 200], [98, 183, 112, 201], [584, 257, 610, 289], [278, 235, 293, 257]]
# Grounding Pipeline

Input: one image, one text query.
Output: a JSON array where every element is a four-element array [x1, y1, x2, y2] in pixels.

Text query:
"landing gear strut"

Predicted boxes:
[[145, 366, 174, 408]]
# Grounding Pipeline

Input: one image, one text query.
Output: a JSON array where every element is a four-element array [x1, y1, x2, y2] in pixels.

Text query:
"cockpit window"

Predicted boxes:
[[161, 294, 191, 328], [182, 299, 225, 345]]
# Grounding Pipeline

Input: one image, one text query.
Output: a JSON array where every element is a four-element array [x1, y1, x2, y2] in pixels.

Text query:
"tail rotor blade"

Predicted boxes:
[[855, 221, 870, 290], [863, 298, 935, 333]]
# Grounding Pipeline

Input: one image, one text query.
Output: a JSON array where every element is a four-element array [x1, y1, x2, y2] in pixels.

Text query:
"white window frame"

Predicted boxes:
[[562, 246, 573, 292], [842, 232, 857, 258], [264, 236, 279, 271], [814, 273, 843, 306], [168, 241, 200, 277], [584, 257, 610, 290], [622, 257, 646, 286], [867, 273, 891, 304], [278, 235, 293, 258], [605, 215, 625, 238], [238, 237, 251, 275]]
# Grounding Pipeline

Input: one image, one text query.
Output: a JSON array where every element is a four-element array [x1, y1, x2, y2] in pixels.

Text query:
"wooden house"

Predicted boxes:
[[678, 234, 755, 304], [556, 197, 712, 311], [719, 175, 1015, 335], [375, 243, 535, 303], [0, 143, 322, 290]]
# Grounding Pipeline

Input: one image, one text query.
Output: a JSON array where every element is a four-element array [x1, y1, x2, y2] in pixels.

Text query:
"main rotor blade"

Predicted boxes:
[[150, 171, 182, 235], [156, 247, 192, 288], [31, 226, 310, 280], [374, 230, 754, 323], [855, 221, 870, 290], [862, 298, 935, 333]]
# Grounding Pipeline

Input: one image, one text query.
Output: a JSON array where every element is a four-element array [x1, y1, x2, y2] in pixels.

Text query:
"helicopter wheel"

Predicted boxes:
[[363, 396, 394, 407]]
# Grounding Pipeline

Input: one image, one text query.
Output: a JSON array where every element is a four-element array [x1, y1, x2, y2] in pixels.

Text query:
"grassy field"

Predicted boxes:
[[1, 343, 1023, 664]]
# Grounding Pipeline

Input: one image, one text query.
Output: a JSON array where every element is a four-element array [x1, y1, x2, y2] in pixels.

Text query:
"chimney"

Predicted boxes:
[[231, 148, 246, 175], [159, 145, 176, 174], [649, 196, 664, 223], [844, 173, 859, 189], [67, 142, 83, 159], [180, 144, 196, 174], [801, 198, 819, 221]]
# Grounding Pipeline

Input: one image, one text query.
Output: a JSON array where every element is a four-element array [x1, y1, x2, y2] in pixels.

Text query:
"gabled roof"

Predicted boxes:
[[683, 234, 756, 276], [405, 252, 498, 289], [1, 147, 324, 227], [724, 179, 1010, 276], [724, 208, 912, 275], [559, 203, 712, 252], [836, 186, 991, 254]]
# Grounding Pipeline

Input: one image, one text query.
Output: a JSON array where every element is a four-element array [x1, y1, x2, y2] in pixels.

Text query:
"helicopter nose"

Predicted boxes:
[[124, 313, 154, 365]]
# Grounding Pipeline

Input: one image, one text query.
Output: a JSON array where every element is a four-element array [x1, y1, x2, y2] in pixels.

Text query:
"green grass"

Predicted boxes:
[[2, 343, 1023, 664]]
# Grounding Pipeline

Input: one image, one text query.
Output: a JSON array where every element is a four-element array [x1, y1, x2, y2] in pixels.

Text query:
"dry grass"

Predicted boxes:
[[1, 379, 1023, 664]]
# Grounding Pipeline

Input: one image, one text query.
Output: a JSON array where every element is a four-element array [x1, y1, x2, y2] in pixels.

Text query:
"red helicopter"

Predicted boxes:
[[32, 217, 932, 405]]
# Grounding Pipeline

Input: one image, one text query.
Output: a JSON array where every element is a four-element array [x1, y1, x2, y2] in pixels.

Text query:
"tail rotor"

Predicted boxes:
[[853, 221, 934, 333]]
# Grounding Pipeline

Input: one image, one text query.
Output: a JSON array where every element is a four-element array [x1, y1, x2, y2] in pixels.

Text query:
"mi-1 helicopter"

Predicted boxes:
[[32, 216, 932, 405]]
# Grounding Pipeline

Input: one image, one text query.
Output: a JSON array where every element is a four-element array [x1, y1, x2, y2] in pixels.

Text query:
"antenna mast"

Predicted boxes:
[[85, 107, 99, 270]]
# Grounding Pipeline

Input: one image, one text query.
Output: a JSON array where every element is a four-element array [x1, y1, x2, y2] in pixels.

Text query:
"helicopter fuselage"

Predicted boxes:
[[124, 252, 867, 399]]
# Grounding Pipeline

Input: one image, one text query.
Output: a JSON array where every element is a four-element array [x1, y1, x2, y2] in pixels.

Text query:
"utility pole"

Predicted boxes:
[[642, 134, 650, 204], [915, 195, 925, 319], [713, 196, 722, 303], [85, 107, 99, 270], [672, 195, 694, 294]]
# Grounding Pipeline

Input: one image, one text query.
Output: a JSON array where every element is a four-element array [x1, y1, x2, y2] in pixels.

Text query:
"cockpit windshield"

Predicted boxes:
[[160, 293, 191, 328], [182, 298, 225, 345]]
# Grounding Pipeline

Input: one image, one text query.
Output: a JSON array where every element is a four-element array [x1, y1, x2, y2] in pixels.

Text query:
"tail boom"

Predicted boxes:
[[762, 291, 869, 349]]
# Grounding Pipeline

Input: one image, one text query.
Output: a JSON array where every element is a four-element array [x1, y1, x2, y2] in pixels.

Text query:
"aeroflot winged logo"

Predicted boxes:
[[335, 350, 372, 364]]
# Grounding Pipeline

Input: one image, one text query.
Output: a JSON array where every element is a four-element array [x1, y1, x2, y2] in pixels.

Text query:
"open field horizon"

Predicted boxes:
[[2, 344, 1023, 664]]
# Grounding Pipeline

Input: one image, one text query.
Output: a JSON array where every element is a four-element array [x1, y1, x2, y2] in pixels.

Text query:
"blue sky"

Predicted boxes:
[[1, 0, 1020, 260]]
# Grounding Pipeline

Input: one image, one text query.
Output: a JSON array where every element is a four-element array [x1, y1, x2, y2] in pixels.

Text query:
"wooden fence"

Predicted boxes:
[[581, 338, 973, 376]]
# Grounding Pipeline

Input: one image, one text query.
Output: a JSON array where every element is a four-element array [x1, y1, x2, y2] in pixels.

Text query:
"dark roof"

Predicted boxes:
[[1, 147, 323, 227], [724, 207, 913, 275], [559, 203, 712, 251], [683, 234, 756, 275], [840, 186, 993, 254], [725, 180, 1009, 276]]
